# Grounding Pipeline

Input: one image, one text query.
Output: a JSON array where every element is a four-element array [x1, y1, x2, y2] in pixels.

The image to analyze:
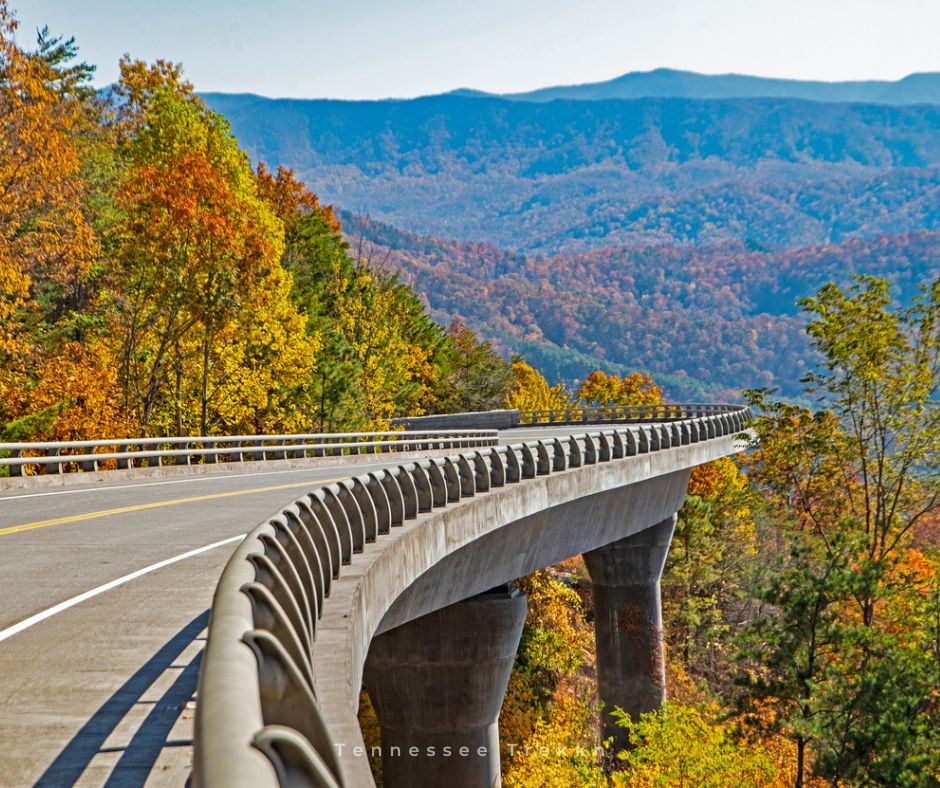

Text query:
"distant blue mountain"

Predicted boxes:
[[444, 68, 940, 105], [202, 89, 940, 253]]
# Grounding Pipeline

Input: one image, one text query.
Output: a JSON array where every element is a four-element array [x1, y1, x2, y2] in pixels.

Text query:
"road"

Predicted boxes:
[[0, 426, 585, 786]]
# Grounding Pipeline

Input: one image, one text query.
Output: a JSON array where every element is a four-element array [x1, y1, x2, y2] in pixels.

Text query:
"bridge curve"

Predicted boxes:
[[194, 405, 751, 787]]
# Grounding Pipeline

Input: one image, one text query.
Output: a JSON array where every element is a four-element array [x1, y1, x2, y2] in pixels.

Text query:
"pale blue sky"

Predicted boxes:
[[14, 0, 940, 99]]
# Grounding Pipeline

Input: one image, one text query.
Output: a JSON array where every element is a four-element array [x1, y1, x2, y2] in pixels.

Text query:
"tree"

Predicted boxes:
[[0, 3, 98, 433], [258, 165, 454, 430], [663, 457, 756, 687], [737, 275, 940, 786], [105, 62, 314, 435], [505, 358, 571, 414], [577, 370, 663, 408], [500, 567, 603, 787], [798, 275, 940, 626], [612, 703, 779, 787], [434, 320, 513, 414]]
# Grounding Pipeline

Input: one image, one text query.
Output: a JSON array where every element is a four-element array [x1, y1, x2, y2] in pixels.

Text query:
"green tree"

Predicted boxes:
[[799, 275, 940, 626], [738, 274, 940, 786], [434, 320, 513, 414]]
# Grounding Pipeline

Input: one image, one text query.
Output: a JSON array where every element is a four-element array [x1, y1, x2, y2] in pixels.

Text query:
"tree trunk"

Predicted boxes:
[[200, 333, 210, 437], [796, 736, 805, 788]]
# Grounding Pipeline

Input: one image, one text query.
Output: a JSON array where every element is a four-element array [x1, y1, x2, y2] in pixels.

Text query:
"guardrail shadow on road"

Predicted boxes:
[[34, 610, 208, 787]]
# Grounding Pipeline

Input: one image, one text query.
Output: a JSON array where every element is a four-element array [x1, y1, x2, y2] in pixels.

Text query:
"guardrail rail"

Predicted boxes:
[[518, 402, 738, 425], [194, 404, 752, 787], [0, 431, 499, 477]]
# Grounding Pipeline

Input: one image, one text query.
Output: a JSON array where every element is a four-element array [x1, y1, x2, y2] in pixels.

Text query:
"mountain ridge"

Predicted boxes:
[[479, 67, 940, 105], [202, 68, 940, 106]]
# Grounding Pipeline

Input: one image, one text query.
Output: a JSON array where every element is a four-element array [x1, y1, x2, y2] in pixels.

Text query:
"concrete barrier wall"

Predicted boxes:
[[394, 410, 521, 431]]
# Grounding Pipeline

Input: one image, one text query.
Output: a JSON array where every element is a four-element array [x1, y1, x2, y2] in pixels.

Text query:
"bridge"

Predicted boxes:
[[0, 404, 750, 787]]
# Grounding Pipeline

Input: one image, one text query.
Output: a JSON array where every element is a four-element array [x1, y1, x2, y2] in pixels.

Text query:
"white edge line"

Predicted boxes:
[[0, 534, 245, 644]]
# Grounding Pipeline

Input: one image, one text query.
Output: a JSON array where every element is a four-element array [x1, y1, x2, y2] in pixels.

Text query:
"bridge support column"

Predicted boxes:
[[583, 513, 676, 753], [363, 584, 527, 788]]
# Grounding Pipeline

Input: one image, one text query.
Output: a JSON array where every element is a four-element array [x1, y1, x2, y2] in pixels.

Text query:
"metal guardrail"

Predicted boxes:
[[518, 403, 737, 425], [0, 431, 499, 477], [194, 404, 752, 787]]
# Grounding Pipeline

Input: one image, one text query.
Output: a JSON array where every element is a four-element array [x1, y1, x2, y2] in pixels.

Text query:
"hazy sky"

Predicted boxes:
[[14, 0, 940, 99]]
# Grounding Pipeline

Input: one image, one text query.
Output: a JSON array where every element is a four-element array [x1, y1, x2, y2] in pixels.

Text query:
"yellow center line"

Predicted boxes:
[[0, 478, 344, 538]]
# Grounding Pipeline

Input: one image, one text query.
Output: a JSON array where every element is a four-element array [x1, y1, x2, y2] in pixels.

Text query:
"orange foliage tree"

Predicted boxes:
[[0, 3, 101, 437]]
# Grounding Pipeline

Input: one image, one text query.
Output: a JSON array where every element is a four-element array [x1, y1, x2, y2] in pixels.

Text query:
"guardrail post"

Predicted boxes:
[[8, 448, 23, 476]]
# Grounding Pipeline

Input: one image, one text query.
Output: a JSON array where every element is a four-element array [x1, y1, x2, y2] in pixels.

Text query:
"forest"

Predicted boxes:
[[0, 6, 530, 445], [341, 214, 940, 401], [2, 4, 939, 786]]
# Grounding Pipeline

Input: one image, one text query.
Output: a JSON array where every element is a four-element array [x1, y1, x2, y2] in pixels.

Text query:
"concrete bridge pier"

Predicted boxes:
[[363, 584, 527, 788], [583, 513, 677, 753]]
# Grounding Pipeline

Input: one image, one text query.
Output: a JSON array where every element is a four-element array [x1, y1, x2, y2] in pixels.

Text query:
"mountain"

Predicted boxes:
[[480, 68, 940, 105], [201, 83, 940, 398], [202, 92, 940, 254], [345, 213, 940, 400]]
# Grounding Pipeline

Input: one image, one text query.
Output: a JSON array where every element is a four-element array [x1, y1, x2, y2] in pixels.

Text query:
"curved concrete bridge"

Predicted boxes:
[[0, 406, 748, 786], [193, 405, 751, 788]]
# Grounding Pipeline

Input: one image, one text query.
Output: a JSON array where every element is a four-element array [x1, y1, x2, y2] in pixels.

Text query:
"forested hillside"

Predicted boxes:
[[203, 91, 940, 253], [344, 213, 940, 399], [0, 19, 522, 445]]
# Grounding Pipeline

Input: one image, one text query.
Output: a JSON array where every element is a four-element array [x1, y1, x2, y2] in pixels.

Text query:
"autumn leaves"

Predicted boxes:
[[0, 13, 510, 442]]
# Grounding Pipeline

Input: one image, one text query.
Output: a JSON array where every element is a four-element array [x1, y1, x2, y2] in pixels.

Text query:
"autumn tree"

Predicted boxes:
[[798, 275, 940, 626], [500, 567, 604, 787], [105, 62, 313, 434], [612, 703, 780, 787], [0, 5, 102, 437], [504, 358, 571, 414], [737, 275, 940, 786], [577, 370, 663, 409], [662, 457, 758, 688]]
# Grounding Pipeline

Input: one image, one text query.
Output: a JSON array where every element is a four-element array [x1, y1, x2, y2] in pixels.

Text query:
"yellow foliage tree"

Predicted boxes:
[[576, 370, 663, 408], [198, 265, 317, 434], [334, 264, 430, 430], [611, 702, 781, 787], [504, 359, 571, 414], [501, 568, 603, 786]]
